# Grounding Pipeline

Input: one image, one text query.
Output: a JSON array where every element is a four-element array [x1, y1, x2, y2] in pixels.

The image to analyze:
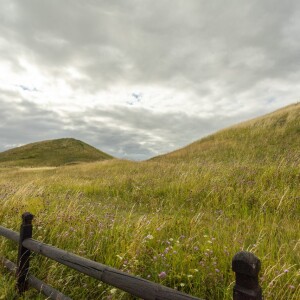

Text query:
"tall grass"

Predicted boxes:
[[0, 104, 299, 299]]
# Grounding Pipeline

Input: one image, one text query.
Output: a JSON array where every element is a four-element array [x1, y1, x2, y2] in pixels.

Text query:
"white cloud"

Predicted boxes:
[[0, 0, 299, 159]]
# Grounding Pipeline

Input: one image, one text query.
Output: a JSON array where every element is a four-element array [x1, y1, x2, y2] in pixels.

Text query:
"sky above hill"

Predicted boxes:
[[1, 1, 300, 160]]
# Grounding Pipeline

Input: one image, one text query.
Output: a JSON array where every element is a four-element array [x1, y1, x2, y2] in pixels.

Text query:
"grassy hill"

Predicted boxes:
[[0, 104, 299, 299], [0, 138, 113, 167], [155, 102, 300, 163]]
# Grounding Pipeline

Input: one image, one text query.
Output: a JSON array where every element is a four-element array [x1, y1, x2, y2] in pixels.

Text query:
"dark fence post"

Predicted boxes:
[[17, 212, 34, 294], [232, 251, 262, 300]]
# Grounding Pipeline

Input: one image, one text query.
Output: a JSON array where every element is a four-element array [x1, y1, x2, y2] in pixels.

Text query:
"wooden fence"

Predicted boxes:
[[0, 212, 263, 300]]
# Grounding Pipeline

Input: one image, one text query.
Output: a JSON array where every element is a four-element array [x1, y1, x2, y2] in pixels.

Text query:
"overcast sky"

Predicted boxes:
[[0, 1, 299, 160]]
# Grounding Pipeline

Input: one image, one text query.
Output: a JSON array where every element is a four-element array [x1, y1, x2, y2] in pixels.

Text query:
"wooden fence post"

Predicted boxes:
[[232, 251, 262, 300], [17, 212, 34, 294]]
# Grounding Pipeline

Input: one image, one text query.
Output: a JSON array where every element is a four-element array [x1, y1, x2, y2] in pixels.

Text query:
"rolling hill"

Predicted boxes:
[[0, 138, 113, 167], [154, 102, 300, 164]]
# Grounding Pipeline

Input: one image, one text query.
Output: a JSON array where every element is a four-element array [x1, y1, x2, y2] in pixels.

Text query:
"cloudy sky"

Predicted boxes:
[[0, 1, 299, 160]]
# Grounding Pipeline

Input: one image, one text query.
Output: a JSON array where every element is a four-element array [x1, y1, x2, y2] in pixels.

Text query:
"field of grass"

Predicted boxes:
[[0, 104, 299, 299]]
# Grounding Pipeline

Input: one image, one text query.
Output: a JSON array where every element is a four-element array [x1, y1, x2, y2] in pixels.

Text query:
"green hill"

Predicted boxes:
[[0, 138, 113, 167], [155, 102, 300, 163]]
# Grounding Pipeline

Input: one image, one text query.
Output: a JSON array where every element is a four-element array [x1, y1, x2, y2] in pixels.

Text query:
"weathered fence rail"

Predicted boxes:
[[0, 212, 263, 300], [1, 256, 72, 300]]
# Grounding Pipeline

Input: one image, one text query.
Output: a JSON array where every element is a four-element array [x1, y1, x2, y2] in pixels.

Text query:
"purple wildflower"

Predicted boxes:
[[158, 271, 167, 279]]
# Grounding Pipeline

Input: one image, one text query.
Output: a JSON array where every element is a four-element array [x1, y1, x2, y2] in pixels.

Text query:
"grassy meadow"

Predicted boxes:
[[0, 103, 299, 299]]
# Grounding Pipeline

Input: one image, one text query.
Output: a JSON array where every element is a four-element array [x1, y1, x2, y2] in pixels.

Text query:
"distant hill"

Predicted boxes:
[[0, 138, 113, 167], [154, 103, 300, 163]]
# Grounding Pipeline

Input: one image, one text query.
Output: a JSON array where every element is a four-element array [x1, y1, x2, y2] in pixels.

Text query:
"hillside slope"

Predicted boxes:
[[0, 138, 113, 167], [155, 103, 300, 164]]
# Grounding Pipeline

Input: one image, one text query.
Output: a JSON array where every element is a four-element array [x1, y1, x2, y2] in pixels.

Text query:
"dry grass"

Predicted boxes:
[[0, 104, 299, 299]]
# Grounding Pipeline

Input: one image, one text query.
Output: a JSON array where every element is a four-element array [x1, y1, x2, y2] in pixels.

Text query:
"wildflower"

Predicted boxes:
[[194, 246, 199, 251], [180, 283, 185, 287], [158, 271, 167, 279], [284, 269, 289, 273], [215, 268, 220, 273], [146, 234, 154, 240], [289, 285, 295, 289]]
